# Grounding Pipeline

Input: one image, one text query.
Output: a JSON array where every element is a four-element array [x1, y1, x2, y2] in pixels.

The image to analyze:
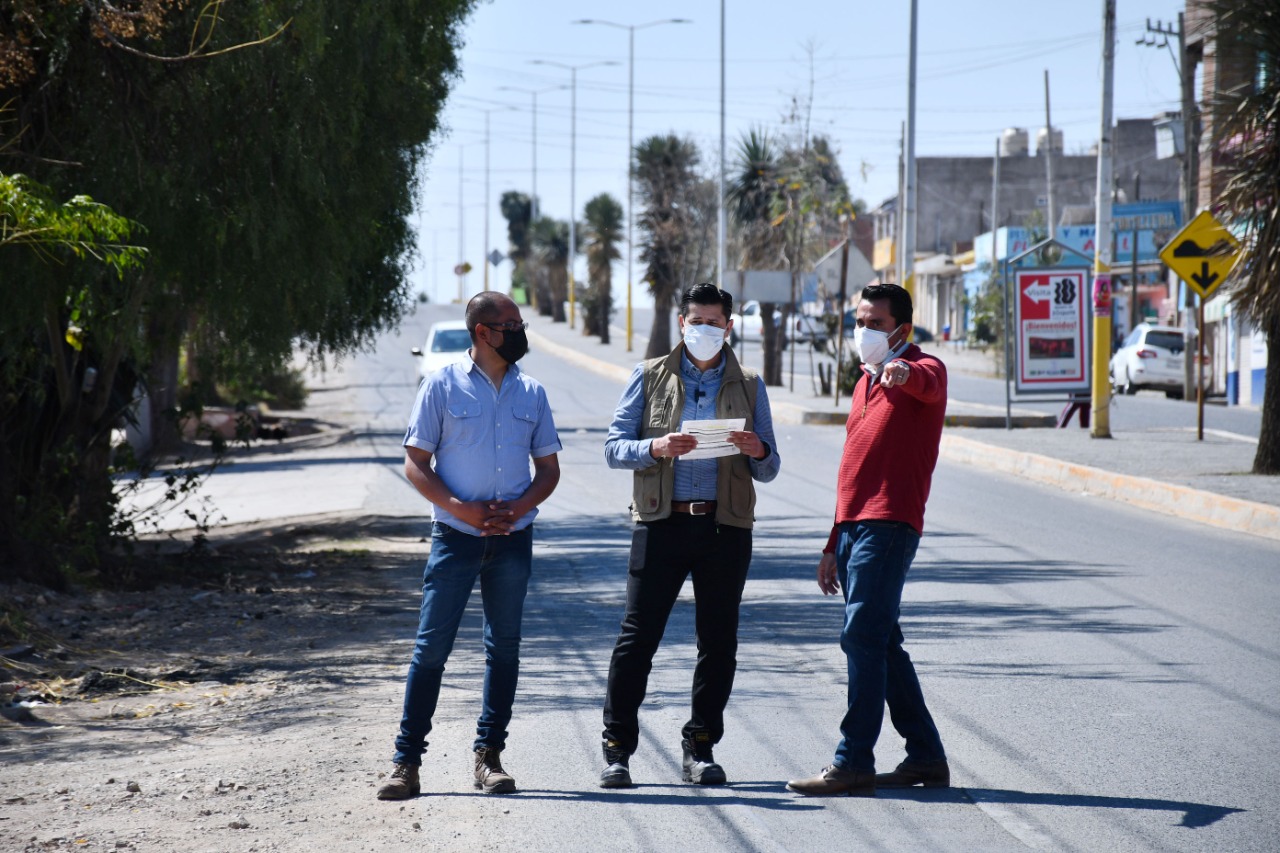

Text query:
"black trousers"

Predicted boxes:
[[602, 514, 753, 755]]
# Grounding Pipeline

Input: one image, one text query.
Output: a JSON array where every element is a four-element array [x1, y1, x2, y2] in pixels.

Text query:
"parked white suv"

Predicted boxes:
[[1110, 323, 1185, 398]]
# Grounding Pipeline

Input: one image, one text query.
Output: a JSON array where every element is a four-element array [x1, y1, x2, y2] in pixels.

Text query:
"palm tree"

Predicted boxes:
[[529, 216, 571, 322], [634, 134, 703, 358], [582, 193, 623, 343], [728, 129, 787, 383], [1210, 0, 1280, 473], [500, 191, 533, 307]]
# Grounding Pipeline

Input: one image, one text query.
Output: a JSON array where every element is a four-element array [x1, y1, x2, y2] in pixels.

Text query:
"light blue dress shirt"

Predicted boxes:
[[404, 356, 561, 535], [604, 351, 780, 500]]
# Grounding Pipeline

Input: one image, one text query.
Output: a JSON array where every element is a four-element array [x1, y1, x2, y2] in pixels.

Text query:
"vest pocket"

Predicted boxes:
[[633, 463, 665, 516]]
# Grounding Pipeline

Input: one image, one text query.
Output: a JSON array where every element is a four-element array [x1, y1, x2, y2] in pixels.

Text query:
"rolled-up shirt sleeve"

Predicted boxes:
[[748, 375, 781, 482], [604, 365, 659, 470], [403, 376, 445, 453], [530, 384, 563, 458]]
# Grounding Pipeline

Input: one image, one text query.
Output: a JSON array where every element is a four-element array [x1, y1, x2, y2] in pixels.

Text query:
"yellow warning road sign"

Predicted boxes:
[[1158, 210, 1241, 300]]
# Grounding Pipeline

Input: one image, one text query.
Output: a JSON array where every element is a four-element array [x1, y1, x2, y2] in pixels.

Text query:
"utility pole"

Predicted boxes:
[[1043, 69, 1056, 241], [993, 138, 1010, 430], [484, 111, 491, 292], [901, 0, 919, 304], [1090, 0, 1116, 439], [1129, 172, 1141, 332], [529, 61, 619, 328], [457, 146, 466, 304], [575, 18, 691, 352], [718, 0, 726, 291], [1139, 14, 1198, 399]]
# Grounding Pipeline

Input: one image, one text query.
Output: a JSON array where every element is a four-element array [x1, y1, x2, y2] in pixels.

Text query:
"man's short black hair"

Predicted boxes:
[[465, 291, 511, 340], [860, 283, 913, 327], [679, 282, 733, 318]]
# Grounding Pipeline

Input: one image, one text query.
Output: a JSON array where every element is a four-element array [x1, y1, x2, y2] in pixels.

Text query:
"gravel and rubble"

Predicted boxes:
[[0, 517, 472, 853]]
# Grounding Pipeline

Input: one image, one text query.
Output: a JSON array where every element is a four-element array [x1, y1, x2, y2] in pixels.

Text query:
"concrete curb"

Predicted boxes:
[[940, 433, 1280, 543]]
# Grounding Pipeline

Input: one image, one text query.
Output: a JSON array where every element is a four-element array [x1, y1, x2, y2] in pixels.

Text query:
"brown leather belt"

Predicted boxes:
[[670, 500, 717, 516]]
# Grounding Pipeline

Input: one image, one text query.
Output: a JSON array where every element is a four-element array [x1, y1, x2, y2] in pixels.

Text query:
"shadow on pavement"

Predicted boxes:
[[877, 786, 1245, 830]]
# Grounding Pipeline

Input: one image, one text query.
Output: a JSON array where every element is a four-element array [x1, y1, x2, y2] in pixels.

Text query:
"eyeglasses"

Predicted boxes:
[[481, 321, 528, 333]]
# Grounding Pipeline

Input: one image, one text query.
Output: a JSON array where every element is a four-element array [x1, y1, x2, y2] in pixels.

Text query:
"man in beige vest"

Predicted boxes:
[[598, 282, 780, 788]]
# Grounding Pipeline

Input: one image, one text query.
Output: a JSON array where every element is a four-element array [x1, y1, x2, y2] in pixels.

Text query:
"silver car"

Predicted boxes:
[[1110, 323, 1185, 398]]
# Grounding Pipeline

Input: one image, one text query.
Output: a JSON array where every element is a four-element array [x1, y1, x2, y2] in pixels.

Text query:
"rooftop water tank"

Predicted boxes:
[[1036, 126, 1064, 156], [1000, 127, 1029, 157]]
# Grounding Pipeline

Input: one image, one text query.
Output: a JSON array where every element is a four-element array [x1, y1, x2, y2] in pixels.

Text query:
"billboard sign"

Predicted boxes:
[[1014, 268, 1090, 394]]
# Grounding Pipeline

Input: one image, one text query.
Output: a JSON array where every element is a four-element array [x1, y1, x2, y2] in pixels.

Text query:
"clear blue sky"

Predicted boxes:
[[411, 0, 1190, 308]]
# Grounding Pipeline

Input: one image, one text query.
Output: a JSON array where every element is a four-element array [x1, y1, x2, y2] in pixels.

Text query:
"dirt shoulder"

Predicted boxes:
[[1, 515, 439, 852]]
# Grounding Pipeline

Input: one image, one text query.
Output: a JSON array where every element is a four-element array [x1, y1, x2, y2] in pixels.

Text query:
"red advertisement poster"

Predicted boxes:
[[1014, 269, 1090, 394]]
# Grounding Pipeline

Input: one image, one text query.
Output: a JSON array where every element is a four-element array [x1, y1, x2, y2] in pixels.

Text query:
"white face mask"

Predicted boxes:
[[683, 323, 727, 361], [854, 324, 901, 366]]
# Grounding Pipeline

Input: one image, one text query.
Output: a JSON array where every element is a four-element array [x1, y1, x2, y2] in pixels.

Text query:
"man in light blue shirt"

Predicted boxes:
[[599, 283, 780, 789], [378, 292, 561, 801]]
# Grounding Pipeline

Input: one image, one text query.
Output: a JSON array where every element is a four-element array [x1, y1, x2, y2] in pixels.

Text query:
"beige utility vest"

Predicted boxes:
[[631, 345, 759, 529]]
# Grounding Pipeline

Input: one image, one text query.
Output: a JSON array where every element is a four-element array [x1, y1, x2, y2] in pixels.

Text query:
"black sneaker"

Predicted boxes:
[[600, 740, 633, 788], [681, 732, 727, 785]]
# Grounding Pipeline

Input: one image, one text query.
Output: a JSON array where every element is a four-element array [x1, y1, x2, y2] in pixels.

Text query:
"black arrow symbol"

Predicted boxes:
[[1191, 261, 1219, 290]]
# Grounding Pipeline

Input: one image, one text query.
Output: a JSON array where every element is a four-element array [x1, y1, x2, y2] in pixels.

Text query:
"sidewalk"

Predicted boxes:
[[526, 312, 1279, 543]]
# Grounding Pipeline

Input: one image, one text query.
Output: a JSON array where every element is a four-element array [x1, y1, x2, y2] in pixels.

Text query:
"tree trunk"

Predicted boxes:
[[1252, 317, 1280, 475], [760, 302, 783, 385], [599, 277, 613, 345], [646, 286, 674, 359]]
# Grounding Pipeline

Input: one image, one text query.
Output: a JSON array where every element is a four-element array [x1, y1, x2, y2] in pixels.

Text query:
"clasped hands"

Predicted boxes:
[[452, 498, 525, 536]]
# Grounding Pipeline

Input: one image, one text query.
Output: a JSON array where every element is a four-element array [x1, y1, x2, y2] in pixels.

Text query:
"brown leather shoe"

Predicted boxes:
[[474, 747, 516, 794], [786, 765, 875, 797], [376, 763, 420, 800], [875, 759, 950, 789]]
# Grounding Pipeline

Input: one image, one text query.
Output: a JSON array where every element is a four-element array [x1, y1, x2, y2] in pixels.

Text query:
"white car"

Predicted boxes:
[[730, 300, 827, 349], [412, 320, 472, 379], [1110, 323, 1185, 397]]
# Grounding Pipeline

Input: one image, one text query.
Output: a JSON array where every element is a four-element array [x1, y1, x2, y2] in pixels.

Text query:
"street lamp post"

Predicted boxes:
[[459, 104, 518, 293], [574, 17, 691, 352], [498, 85, 567, 222], [529, 59, 619, 330]]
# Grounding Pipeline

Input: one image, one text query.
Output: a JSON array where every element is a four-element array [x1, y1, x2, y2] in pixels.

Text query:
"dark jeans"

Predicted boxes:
[[833, 520, 946, 772], [602, 514, 753, 755], [392, 522, 532, 766]]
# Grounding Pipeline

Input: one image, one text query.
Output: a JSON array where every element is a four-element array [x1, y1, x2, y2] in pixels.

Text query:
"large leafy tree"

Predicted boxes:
[[1209, 0, 1280, 473], [581, 193, 623, 343], [0, 1, 477, 584], [634, 134, 704, 358]]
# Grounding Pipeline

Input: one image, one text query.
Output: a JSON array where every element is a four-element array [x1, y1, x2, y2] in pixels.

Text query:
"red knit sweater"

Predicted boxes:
[[824, 344, 947, 552]]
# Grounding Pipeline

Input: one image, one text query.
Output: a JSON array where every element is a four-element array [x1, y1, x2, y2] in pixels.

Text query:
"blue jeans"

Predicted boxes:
[[833, 520, 946, 773], [392, 522, 532, 766]]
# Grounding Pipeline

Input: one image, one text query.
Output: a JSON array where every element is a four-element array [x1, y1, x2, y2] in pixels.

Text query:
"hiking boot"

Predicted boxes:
[[376, 763, 420, 800], [875, 759, 950, 789], [599, 740, 633, 789], [681, 732, 727, 786], [474, 747, 516, 794], [786, 764, 875, 797]]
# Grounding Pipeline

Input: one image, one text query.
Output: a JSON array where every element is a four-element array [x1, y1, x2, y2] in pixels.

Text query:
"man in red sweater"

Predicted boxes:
[[788, 283, 950, 797]]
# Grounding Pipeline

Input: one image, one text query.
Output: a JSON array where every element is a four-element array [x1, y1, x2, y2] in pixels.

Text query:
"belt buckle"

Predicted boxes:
[[689, 501, 712, 516]]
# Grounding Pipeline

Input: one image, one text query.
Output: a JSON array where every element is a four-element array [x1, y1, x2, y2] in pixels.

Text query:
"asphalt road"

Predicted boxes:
[[139, 302, 1278, 851]]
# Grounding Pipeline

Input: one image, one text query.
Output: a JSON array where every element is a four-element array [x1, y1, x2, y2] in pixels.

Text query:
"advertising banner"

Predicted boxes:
[[1014, 269, 1091, 394]]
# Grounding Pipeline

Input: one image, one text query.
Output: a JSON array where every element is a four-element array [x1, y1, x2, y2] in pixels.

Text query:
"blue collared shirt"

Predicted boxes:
[[404, 356, 561, 535], [605, 351, 780, 499]]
